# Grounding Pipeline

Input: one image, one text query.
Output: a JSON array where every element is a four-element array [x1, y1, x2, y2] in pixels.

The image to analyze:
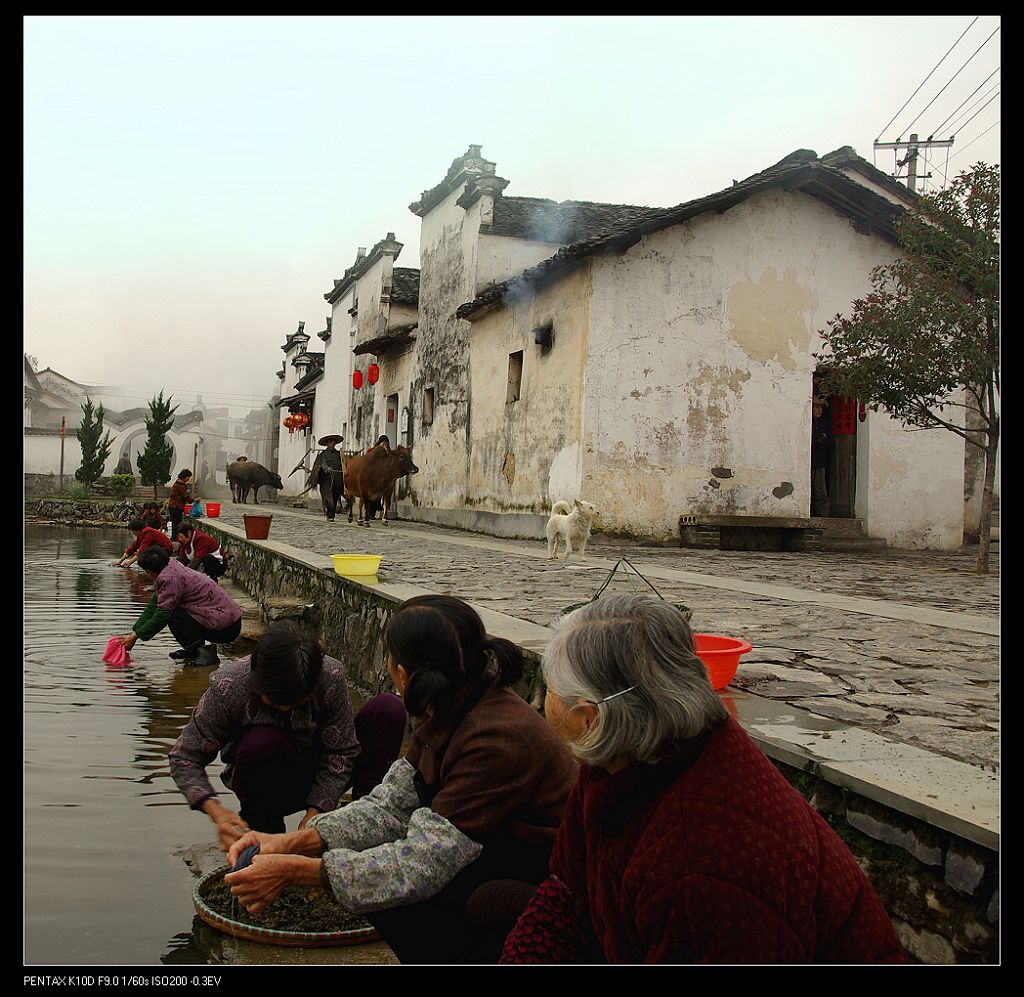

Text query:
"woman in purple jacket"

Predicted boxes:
[[116, 545, 242, 666]]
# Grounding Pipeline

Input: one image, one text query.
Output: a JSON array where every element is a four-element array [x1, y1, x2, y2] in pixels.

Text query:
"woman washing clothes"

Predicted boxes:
[[225, 594, 577, 963]]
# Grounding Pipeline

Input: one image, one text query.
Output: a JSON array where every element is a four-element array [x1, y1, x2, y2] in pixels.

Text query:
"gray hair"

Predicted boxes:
[[543, 593, 728, 768]]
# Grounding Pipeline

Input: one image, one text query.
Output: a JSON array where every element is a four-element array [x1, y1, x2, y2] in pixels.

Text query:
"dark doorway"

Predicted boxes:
[[812, 370, 857, 519]]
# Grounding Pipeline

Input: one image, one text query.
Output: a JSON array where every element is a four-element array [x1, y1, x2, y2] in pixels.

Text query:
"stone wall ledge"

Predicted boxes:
[[205, 518, 998, 855]]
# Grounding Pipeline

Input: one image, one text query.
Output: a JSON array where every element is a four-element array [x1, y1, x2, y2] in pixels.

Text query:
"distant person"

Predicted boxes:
[[113, 518, 174, 568], [501, 594, 905, 964], [811, 397, 831, 518], [175, 521, 227, 580], [309, 434, 345, 522], [167, 469, 194, 537], [138, 501, 166, 533], [200, 459, 211, 489], [115, 546, 242, 667], [169, 622, 407, 850]]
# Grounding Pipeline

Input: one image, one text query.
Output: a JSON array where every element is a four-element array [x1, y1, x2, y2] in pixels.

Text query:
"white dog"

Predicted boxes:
[[546, 499, 598, 561]]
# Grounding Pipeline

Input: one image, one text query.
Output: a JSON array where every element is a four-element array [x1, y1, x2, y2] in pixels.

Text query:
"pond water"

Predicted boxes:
[[24, 526, 238, 965]]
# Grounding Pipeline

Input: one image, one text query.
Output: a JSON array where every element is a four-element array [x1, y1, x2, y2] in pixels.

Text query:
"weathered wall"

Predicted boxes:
[[466, 267, 590, 513], [24, 425, 203, 481], [277, 335, 315, 498], [316, 286, 355, 445], [476, 232, 563, 292], [855, 405, 966, 550], [407, 187, 484, 509], [579, 189, 911, 540]]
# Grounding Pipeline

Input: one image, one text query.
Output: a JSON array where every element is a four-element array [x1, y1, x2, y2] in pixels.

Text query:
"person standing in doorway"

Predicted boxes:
[[811, 397, 831, 518]]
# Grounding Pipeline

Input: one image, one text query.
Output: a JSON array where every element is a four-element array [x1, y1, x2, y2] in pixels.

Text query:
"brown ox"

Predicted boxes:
[[343, 445, 419, 526]]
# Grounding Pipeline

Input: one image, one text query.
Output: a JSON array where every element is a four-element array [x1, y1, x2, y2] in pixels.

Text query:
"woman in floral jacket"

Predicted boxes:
[[225, 595, 577, 963]]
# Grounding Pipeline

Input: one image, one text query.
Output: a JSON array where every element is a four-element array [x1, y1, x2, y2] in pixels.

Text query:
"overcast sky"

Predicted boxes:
[[24, 15, 1001, 415]]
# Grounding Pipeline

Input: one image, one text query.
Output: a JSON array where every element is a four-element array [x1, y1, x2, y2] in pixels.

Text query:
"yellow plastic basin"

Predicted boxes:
[[331, 554, 382, 577]]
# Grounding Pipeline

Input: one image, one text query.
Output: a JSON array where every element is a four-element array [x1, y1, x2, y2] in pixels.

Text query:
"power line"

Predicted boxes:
[[944, 80, 1002, 135], [952, 91, 1000, 139], [875, 16, 978, 140], [948, 120, 1001, 162], [932, 68, 999, 135], [897, 25, 1000, 138]]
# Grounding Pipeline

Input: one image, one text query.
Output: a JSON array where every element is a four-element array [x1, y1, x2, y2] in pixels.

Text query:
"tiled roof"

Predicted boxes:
[[486, 196, 665, 243], [353, 324, 418, 356], [821, 146, 917, 205], [390, 268, 420, 305], [458, 150, 906, 321]]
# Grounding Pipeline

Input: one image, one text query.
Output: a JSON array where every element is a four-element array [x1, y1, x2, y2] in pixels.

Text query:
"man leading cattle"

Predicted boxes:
[[308, 434, 346, 522]]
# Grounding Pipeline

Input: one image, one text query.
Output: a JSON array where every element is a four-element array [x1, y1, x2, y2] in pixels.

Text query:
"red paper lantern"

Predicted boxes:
[[294, 412, 309, 428], [368, 363, 380, 385], [353, 370, 364, 390]]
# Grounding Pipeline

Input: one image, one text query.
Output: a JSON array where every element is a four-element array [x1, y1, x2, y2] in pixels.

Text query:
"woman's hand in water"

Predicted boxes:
[[116, 633, 138, 651]]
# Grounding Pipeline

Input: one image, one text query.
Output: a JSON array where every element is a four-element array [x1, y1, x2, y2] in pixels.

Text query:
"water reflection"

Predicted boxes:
[[24, 526, 244, 966]]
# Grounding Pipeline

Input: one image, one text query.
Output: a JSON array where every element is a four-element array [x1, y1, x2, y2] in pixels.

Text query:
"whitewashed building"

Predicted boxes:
[[453, 150, 966, 549]]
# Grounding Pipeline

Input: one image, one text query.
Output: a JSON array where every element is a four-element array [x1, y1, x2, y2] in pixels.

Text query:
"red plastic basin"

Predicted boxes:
[[693, 633, 753, 691]]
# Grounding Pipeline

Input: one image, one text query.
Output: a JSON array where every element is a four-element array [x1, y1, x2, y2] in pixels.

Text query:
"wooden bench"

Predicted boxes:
[[679, 514, 823, 552]]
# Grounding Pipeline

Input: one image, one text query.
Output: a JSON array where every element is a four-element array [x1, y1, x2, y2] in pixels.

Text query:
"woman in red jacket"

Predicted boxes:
[[501, 593, 906, 965]]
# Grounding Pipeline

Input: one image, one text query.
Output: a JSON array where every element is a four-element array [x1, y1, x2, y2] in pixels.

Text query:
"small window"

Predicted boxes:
[[356, 406, 363, 441], [423, 386, 435, 425], [507, 351, 524, 404]]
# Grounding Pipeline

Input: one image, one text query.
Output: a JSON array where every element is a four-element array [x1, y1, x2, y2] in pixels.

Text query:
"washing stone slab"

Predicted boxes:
[[723, 690, 998, 850]]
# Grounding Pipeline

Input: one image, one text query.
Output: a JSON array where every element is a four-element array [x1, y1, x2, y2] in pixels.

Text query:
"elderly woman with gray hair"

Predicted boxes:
[[501, 594, 905, 964]]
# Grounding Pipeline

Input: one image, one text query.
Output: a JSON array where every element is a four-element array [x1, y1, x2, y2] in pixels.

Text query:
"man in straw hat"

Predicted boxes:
[[308, 434, 346, 521]]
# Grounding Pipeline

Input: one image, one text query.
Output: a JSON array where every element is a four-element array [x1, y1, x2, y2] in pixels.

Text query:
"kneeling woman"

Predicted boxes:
[[225, 594, 577, 963], [502, 594, 906, 964]]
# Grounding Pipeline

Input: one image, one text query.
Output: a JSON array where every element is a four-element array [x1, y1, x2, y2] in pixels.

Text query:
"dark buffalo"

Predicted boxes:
[[227, 460, 285, 505], [344, 446, 419, 526]]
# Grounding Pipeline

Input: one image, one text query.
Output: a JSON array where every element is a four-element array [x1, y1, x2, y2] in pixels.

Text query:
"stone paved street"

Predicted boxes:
[[212, 501, 1000, 771]]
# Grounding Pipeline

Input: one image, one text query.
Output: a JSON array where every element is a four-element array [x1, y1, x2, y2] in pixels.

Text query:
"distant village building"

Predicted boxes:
[[23, 357, 232, 494], [267, 145, 975, 549]]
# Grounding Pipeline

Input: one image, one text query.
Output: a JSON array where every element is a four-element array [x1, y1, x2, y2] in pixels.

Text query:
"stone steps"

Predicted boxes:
[[810, 517, 889, 552]]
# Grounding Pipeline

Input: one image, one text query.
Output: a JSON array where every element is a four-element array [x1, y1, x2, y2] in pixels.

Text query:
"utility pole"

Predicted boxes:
[[874, 134, 955, 193], [59, 417, 66, 491]]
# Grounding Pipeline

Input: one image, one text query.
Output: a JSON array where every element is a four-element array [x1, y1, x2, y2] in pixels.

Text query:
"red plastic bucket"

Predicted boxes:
[[243, 514, 272, 540], [184, 503, 193, 515], [693, 633, 752, 691], [206, 502, 221, 518]]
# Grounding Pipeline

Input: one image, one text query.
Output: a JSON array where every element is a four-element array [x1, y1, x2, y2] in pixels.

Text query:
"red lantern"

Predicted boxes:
[[294, 412, 309, 428], [858, 401, 867, 423], [368, 363, 380, 385], [284, 415, 295, 434], [353, 370, 364, 390]]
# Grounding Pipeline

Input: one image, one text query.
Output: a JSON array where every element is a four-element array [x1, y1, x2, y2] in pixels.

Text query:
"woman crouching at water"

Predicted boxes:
[[501, 594, 906, 964], [225, 594, 577, 963]]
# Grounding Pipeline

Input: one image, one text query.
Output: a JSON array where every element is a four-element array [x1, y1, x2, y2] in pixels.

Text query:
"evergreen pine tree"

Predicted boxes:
[[75, 397, 113, 489], [136, 391, 178, 500]]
